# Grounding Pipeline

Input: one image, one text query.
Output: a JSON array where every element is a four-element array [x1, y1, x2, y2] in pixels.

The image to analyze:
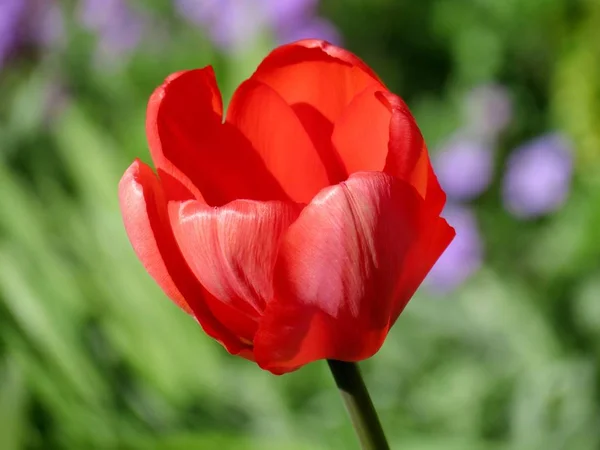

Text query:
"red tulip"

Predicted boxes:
[[119, 40, 455, 374]]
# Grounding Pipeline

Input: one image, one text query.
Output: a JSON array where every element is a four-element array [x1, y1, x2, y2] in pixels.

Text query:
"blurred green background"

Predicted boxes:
[[1, 0, 599, 449]]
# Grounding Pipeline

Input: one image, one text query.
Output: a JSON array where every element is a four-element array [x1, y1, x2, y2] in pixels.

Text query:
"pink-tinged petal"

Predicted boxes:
[[119, 160, 193, 314], [251, 39, 384, 125], [118, 160, 251, 355], [254, 172, 442, 373], [147, 67, 288, 205], [169, 199, 301, 342], [227, 80, 330, 203]]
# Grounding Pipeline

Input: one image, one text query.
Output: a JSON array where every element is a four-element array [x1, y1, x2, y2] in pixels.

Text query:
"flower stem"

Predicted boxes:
[[327, 360, 390, 450]]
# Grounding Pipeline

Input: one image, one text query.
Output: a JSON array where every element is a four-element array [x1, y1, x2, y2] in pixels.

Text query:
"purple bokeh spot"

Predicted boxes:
[[276, 16, 342, 45], [175, 0, 340, 51], [174, 0, 220, 25], [79, 0, 145, 59], [27, 1, 65, 48], [426, 205, 483, 293], [502, 133, 573, 219], [0, 0, 64, 70], [175, 0, 265, 51], [433, 135, 495, 201], [0, 0, 27, 68], [263, 0, 318, 26]]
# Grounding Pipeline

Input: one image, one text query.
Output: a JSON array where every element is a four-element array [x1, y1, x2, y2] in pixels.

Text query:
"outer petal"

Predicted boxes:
[[147, 67, 287, 205], [251, 39, 384, 124], [331, 88, 446, 215], [254, 172, 452, 373], [227, 79, 330, 203], [390, 213, 455, 322], [118, 160, 251, 355], [169, 199, 301, 343]]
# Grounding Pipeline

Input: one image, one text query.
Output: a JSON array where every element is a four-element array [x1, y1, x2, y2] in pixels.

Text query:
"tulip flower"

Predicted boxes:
[[119, 39, 454, 375], [119, 39, 454, 449]]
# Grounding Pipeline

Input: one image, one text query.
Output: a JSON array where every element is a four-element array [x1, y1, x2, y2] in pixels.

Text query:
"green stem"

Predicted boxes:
[[327, 360, 390, 450]]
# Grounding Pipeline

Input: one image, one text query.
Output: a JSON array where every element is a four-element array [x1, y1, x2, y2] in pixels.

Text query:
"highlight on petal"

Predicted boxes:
[[147, 67, 288, 205], [169, 198, 301, 342], [118, 160, 251, 355], [119, 160, 192, 314], [253, 172, 453, 373], [250, 39, 384, 125], [227, 79, 330, 203]]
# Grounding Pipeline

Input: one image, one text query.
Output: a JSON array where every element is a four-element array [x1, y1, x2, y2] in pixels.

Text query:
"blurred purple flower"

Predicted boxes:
[[426, 205, 483, 293], [263, 0, 318, 23], [79, 0, 146, 61], [0, 0, 25, 68], [464, 84, 512, 138], [434, 135, 495, 201], [277, 16, 341, 46], [262, 0, 341, 44], [175, 0, 262, 51], [0, 0, 63, 70], [502, 133, 573, 219], [175, 0, 340, 52], [27, 1, 65, 48]]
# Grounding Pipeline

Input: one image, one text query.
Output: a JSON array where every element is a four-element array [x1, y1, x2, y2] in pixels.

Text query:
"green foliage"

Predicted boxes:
[[1, 1, 599, 449]]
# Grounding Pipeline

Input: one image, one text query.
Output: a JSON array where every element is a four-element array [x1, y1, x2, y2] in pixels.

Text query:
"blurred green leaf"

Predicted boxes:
[[552, 0, 600, 173], [0, 358, 27, 450]]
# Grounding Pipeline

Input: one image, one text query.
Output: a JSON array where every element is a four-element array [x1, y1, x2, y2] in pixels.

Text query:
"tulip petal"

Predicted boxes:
[[147, 67, 288, 205], [254, 172, 451, 373], [227, 80, 330, 203], [332, 88, 446, 215], [291, 102, 348, 184], [331, 85, 393, 174], [391, 214, 455, 322], [169, 199, 301, 341], [118, 160, 251, 355], [251, 39, 383, 124], [378, 91, 447, 215]]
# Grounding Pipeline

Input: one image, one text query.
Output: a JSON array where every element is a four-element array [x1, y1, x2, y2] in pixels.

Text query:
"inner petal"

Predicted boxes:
[[227, 79, 331, 203], [331, 85, 392, 175], [148, 68, 289, 206], [251, 40, 383, 123]]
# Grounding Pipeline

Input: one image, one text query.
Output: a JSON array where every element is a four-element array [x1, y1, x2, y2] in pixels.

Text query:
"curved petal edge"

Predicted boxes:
[[254, 172, 451, 373]]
